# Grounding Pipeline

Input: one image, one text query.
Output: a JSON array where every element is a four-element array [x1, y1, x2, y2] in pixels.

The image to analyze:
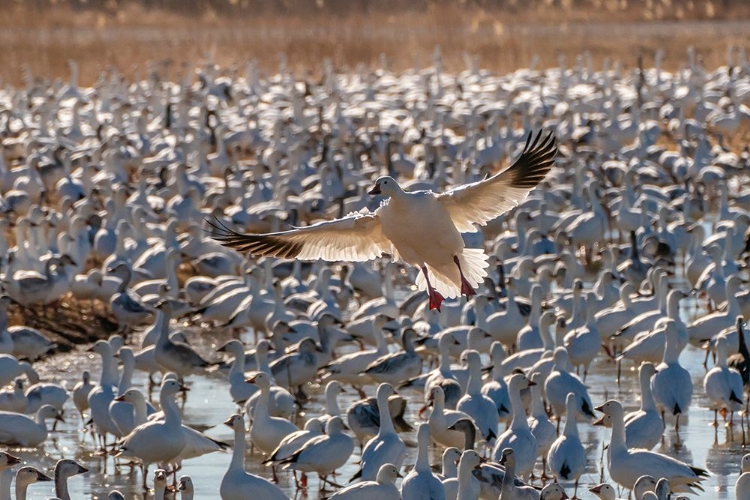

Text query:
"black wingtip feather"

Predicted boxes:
[[206, 216, 304, 259], [508, 130, 557, 191]]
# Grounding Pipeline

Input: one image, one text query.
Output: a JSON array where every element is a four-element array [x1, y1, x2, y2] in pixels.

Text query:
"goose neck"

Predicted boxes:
[[14, 479, 28, 500], [116, 358, 134, 396], [54, 469, 70, 500], [377, 391, 395, 436], [509, 386, 528, 430], [230, 424, 246, 471], [608, 410, 627, 454], [326, 388, 341, 417], [159, 391, 181, 428], [0, 468, 10, 500]]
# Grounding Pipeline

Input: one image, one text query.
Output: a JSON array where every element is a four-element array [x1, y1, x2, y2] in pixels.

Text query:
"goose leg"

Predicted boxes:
[[421, 266, 444, 311], [453, 256, 476, 297]]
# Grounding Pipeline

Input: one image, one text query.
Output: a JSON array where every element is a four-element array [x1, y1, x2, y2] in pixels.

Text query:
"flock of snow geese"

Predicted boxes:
[[0, 47, 749, 499]]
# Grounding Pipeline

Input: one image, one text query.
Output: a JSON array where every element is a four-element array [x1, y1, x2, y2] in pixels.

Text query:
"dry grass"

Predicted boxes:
[[1, 1, 749, 85]]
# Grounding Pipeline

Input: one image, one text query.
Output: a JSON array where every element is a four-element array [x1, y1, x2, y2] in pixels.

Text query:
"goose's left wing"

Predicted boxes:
[[208, 210, 393, 262], [437, 131, 556, 232]]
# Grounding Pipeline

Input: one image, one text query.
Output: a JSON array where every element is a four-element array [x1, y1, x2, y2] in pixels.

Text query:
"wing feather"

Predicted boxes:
[[437, 130, 557, 232], [207, 209, 393, 262]]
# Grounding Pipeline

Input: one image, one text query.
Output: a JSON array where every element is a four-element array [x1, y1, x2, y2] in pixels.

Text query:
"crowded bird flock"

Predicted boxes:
[[0, 47, 749, 499]]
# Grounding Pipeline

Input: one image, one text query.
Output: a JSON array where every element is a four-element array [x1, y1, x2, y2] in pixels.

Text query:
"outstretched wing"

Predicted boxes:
[[207, 210, 393, 262], [437, 130, 557, 232]]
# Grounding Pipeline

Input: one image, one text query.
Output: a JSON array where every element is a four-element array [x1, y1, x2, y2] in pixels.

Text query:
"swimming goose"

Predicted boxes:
[[547, 393, 586, 498], [221, 413, 289, 499], [401, 422, 447, 500], [492, 374, 538, 480], [328, 463, 401, 500], [651, 320, 693, 430], [53, 459, 88, 500], [351, 383, 406, 482], [211, 131, 555, 311], [595, 400, 708, 492], [14, 466, 52, 500], [704, 335, 744, 426], [116, 379, 187, 489]]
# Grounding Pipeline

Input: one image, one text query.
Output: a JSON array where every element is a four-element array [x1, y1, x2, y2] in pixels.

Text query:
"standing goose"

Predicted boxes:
[[528, 372, 556, 479], [428, 386, 476, 450], [651, 320, 693, 431], [498, 448, 541, 500], [87, 340, 120, 452], [595, 400, 708, 492], [623, 363, 663, 450], [178, 476, 194, 500], [220, 413, 288, 500], [544, 348, 596, 427], [116, 379, 187, 490], [547, 393, 586, 499], [351, 384, 406, 482], [401, 423, 447, 500], [210, 131, 556, 310], [363, 328, 422, 386], [456, 350, 497, 444], [704, 335, 744, 426], [481, 342, 511, 422], [492, 374, 538, 480], [154, 300, 217, 380]]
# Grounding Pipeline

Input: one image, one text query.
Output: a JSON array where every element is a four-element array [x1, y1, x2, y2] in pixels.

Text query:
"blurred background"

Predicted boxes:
[[2, 0, 750, 85]]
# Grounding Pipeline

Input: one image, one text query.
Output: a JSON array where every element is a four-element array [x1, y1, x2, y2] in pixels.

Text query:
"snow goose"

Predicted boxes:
[[269, 337, 322, 398], [588, 483, 624, 500], [420, 334, 463, 410], [245, 372, 299, 460], [277, 416, 354, 490], [364, 328, 422, 386], [345, 391, 412, 445], [544, 347, 596, 425], [322, 324, 389, 393], [221, 414, 289, 499], [442, 450, 482, 500], [0, 403, 61, 447], [622, 363, 663, 450], [688, 275, 741, 345], [547, 393, 586, 498], [651, 320, 693, 430], [53, 459, 88, 500], [107, 262, 153, 331], [87, 339, 119, 452], [116, 379, 187, 489], [476, 280, 526, 346], [481, 341, 511, 422], [216, 339, 257, 404], [439, 447, 462, 482], [244, 339, 296, 419], [8, 324, 55, 362], [563, 292, 602, 380], [595, 399, 708, 492], [351, 384, 406, 482], [211, 131, 556, 311], [736, 454, 750, 500], [457, 350, 498, 443], [401, 422, 447, 500], [178, 476, 194, 500], [14, 466, 52, 500], [428, 386, 476, 450], [492, 374, 538, 480], [498, 448, 540, 500], [327, 463, 400, 500], [264, 417, 324, 465], [540, 483, 568, 500], [154, 300, 217, 379], [528, 372, 556, 478], [0, 379, 26, 413], [704, 335, 744, 426]]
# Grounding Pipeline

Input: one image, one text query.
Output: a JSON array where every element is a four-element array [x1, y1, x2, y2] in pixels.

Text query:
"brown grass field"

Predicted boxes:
[[1, 0, 750, 85]]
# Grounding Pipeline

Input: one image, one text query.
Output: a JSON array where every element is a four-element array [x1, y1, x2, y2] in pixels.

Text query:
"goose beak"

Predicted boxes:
[[368, 184, 381, 195], [594, 403, 605, 412], [113, 395, 125, 402], [55, 413, 65, 423], [589, 485, 602, 494], [245, 374, 258, 384], [223, 416, 235, 428], [6, 454, 20, 465], [179, 384, 190, 392], [592, 416, 605, 426], [396, 471, 404, 478], [36, 471, 52, 482]]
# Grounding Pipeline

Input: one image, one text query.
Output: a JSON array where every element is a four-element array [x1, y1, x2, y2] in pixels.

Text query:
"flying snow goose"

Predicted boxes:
[[210, 131, 556, 310]]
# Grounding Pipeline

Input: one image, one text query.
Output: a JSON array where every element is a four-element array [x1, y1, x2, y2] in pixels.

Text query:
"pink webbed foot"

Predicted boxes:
[[428, 288, 445, 311]]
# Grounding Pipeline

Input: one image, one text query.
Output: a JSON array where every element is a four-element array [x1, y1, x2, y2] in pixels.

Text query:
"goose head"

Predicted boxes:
[[540, 482, 569, 500], [15, 466, 52, 487], [87, 340, 112, 357], [178, 476, 194, 495], [594, 399, 624, 420], [223, 413, 244, 430], [442, 447, 462, 468], [458, 449, 484, 471], [245, 371, 271, 389], [498, 448, 516, 467], [153, 469, 168, 490], [0, 452, 21, 470], [633, 475, 657, 498], [113, 388, 146, 405], [160, 379, 188, 396], [216, 339, 245, 356], [54, 459, 87, 479], [742, 453, 750, 473], [588, 483, 615, 500], [108, 491, 126, 500], [507, 372, 534, 392], [368, 176, 401, 196], [375, 463, 402, 484]]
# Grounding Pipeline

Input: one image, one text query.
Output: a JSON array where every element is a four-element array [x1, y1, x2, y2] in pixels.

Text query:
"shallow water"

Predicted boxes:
[[13, 299, 747, 500]]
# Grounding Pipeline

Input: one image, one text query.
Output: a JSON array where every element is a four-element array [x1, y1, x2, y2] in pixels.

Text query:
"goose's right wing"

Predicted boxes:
[[208, 210, 393, 262]]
